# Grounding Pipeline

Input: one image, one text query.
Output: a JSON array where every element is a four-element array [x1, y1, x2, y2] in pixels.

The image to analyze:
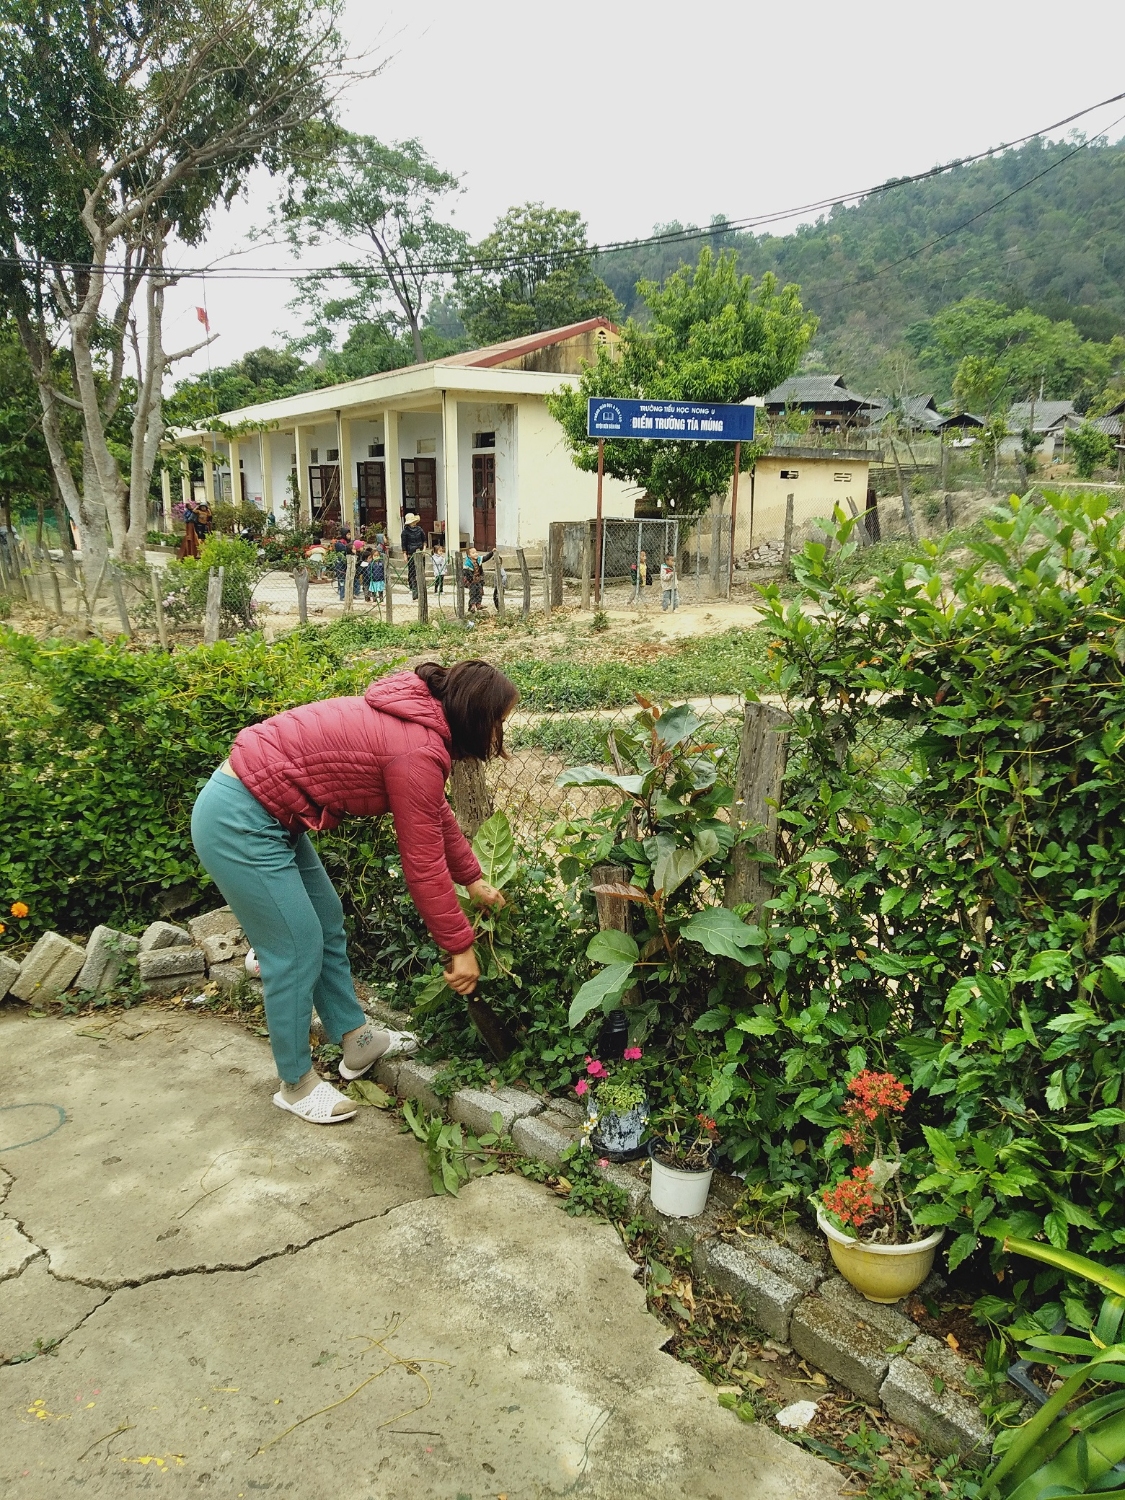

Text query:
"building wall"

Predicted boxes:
[[746, 456, 871, 547], [514, 397, 633, 545], [494, 324, 620, 375]]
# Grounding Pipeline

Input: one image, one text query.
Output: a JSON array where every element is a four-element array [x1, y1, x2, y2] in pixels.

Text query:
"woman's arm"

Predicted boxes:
[[384, 750, 478, 956]]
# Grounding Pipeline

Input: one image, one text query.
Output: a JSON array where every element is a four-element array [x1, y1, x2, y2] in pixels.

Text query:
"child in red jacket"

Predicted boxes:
[[190, 662, 517, 1125]]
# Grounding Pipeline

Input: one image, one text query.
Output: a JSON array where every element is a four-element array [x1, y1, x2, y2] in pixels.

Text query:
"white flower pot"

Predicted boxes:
[[649, 1148, 714, 1218]]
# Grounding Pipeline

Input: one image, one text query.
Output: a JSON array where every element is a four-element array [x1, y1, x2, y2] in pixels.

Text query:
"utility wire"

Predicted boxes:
[[1, 89, 1124, 283]]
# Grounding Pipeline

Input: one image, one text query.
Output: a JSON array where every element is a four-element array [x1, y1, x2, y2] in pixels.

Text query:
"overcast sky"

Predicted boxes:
[[165, 0, 1125, 378]]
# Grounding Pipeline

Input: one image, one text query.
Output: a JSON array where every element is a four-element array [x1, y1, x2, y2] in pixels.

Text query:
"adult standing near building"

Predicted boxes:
[[190, 661, 519, 1125], [401, 511, 426, 600]]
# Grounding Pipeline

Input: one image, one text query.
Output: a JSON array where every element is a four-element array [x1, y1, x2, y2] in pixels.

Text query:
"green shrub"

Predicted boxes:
[[1068, 422, 1114, 479]]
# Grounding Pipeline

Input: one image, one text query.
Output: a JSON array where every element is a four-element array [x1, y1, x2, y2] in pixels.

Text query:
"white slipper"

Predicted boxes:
[[245, 948, 260, 977], [272, 1080, 357, 1124], [338, 1028, 420, 1081]]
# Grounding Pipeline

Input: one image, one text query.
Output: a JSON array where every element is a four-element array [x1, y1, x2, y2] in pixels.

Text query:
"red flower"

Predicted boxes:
[[623, 1046, 643, 1061], [821, 1165, 877, 1228], [585, 1057, 608, 1079], [575, 1078, 589, 1097]]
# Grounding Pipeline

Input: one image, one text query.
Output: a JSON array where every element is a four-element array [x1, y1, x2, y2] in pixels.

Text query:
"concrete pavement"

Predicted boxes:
[[0, 1007, 841, 1498]]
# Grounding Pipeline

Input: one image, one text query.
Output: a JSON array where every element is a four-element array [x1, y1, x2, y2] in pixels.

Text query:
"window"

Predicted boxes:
[[416, 438, 436, 455], [310, 447, 319, 463], [833, 472, 852, 483], [779, 469, 800, 480], [326, 448, 339, 463], [473, 431, 496, 449], [290, 452, 297, 465], [368, 442, 385, 458]]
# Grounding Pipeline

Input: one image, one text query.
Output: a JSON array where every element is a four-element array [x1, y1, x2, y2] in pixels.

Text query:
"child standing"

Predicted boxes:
[[660, 553, 678, 612], [432, 543, 447, 598], [367, 549, 385, 609]]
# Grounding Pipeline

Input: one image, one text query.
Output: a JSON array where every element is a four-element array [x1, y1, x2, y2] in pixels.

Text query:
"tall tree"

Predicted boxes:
[[548, 248, 816, 516], [0, 0, 349, 570], [455, 204, 620, 346], [278, 134, 467, 365]]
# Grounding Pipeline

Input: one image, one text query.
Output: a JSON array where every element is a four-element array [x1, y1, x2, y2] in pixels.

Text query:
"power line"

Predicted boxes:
[[2, 88, 1124, 283]]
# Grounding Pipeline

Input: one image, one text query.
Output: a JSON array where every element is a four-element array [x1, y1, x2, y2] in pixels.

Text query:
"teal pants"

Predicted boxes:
[[190, 769, 366, 1083]]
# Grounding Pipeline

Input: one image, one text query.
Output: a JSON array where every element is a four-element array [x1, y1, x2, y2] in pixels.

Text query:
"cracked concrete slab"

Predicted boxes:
[[1, 1173, 840, 1498], [0, 1219, 39, 1282], [0, 1259, 107, 1364], [0, 1009, 432, 1284]]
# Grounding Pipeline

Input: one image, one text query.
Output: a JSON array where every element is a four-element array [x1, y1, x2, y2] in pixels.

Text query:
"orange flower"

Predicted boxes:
[[0, 923, 5, 936], [9, 902, 28, 919]]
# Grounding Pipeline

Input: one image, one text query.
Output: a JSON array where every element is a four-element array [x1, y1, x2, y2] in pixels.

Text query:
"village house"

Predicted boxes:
[[168, 319, 635, 548]]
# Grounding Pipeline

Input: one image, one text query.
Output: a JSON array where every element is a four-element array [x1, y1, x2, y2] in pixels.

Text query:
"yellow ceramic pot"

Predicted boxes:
[[816, 1212, 944, 1304]]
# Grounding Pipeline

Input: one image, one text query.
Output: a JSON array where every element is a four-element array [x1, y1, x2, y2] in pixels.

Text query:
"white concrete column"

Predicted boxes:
[[258, 432, 273, 515], [442, 390, 459, 540], [202, 438, 216, 507], [179, 455, 191, 508], [336, 410, 354, 529], [228, 437, 241, 505], [160, 467, 173, 533], [294, 425, 311, 525], [384, 408, 402, 533]]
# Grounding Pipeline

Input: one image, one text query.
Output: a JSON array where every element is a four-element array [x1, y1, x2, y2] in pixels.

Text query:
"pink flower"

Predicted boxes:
[[623, 1046, 642, 1061], [575, 1078, 588, 1096], [598, 1158, 609, 1168], [585, 1058, 608, 1078]]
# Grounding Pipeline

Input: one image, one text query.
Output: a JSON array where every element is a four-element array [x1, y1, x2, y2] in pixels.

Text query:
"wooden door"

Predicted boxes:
[[308, 464, 340, 522], [472, 453, 496, 550], [401, 457, 437, 535], [356, 461, 386, 530]]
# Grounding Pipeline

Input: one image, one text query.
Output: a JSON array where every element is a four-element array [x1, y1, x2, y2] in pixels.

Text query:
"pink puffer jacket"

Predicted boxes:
[[229, 671, 481, 954]]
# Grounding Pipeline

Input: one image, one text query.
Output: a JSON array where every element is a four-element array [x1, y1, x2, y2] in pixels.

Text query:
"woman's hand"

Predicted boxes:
[[444, 947, 480, 995], [466, 880, 505, 909]]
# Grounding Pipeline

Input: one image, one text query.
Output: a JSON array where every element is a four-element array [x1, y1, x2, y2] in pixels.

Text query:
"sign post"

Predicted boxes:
[[594, 438, 605, 606], [728, 439, 741, 594]]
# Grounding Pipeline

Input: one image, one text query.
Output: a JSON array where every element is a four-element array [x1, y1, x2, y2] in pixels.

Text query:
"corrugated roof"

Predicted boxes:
[[439, 317, 619, 368], [762, 375, 874, 407], [1007, 400, 1076, 433]]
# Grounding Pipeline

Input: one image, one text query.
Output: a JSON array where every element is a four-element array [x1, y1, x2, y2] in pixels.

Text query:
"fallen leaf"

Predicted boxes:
[[345, 1080, 391, 1108], [810, 1371, 829, 1388], [945, 1333, 960, 1352]]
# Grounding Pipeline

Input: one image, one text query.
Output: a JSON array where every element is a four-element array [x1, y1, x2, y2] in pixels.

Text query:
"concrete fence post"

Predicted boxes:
[[724, 703, 790, 923]]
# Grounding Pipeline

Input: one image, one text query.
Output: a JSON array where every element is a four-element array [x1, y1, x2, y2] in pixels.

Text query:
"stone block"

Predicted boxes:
[[200, 931, 248, 967], [646, 1199, 727, 1261], [188, 906, 242, 944], [10, 932, 86, 1002], [207, 963, 262, 1001], [733, 1234, 823, 1295], [0, 955, 20, 1002], [538, 1107, 582, 1140], [545, 1097, 583, 1124], [138, 921, 191, 953], [138, 946, 206, 996], [512, 1114, 573, 1169], [880, 1334, 991, 1458], [75, 925, 139, 993], [450, 1088, 517, 1136], [396, 1059, 445, 1117], [494, 1087, 544, 1121], [790, 1276, 917, 1402], [371, 1057, 402, 1093], [704, 1240, 808, 1343], [595, 1160, 648, 1217]]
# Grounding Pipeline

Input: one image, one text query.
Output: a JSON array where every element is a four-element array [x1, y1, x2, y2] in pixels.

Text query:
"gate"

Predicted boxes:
[[597, 514, 732, 609]]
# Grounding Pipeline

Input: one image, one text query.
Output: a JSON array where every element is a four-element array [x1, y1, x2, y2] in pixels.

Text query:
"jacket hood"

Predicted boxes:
[[365, 671, 451, 745]]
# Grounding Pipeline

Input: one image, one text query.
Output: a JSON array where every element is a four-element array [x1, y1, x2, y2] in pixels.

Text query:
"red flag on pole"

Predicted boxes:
[[195, 306, 210, 330]]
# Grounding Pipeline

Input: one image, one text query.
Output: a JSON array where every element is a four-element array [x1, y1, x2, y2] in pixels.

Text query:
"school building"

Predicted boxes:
[[168, 319, 636, 549]]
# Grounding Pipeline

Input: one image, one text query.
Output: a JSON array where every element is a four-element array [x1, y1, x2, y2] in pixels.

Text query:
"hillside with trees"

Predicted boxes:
[[597, 135, 1125, 397]]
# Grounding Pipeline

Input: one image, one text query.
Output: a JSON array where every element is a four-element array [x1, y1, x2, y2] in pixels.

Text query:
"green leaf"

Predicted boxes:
[[922, 1124, 960, 1172], [472, 811, 518, 890], [946, 1233, 979, 1271], [411, 967, 451, 1016], [653, 839, 713, 898], [680, 907, 764, 964], [736, 1014, 779, 1036], [345, 1080, 392, 1108], [568, 963, 635, 1028], [556, 765, 647, 795], [586, 929, 639, 965], [653, 704, 704, 748]]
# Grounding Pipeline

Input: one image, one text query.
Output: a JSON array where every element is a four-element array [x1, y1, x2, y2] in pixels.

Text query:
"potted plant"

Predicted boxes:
[[812, 1069, 943, 1304], [576, 1047, 648, 1161], [647, 1102, 720, 1218]]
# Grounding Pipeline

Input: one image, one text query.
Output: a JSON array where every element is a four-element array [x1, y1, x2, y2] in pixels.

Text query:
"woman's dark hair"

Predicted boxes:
[[415, 660, 519, 761]]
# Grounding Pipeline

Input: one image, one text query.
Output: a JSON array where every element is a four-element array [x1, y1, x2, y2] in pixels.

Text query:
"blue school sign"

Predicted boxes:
[[587, 397, 755, 443]]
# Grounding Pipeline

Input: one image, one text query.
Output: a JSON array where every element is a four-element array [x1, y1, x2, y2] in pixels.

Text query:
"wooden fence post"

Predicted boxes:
[[384, 557, 394, 624], [943, 493, 955, 530], [580, 525, 592, 610], [343, 552, 356, 614], [590, 863, 632, 935], [494, 552, 506, 616], [295, 566, 309, 625], [516, 547, 531, 618], [548, 522, 564, 611], [110, 567, 132, 637], [151, 567, 169, 649], [724, 703, 790, 922], [47, 560, 63, 614], [203, 565, 224, 643], [453, 549, 465, 620], [781, 493, 795, 577]]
